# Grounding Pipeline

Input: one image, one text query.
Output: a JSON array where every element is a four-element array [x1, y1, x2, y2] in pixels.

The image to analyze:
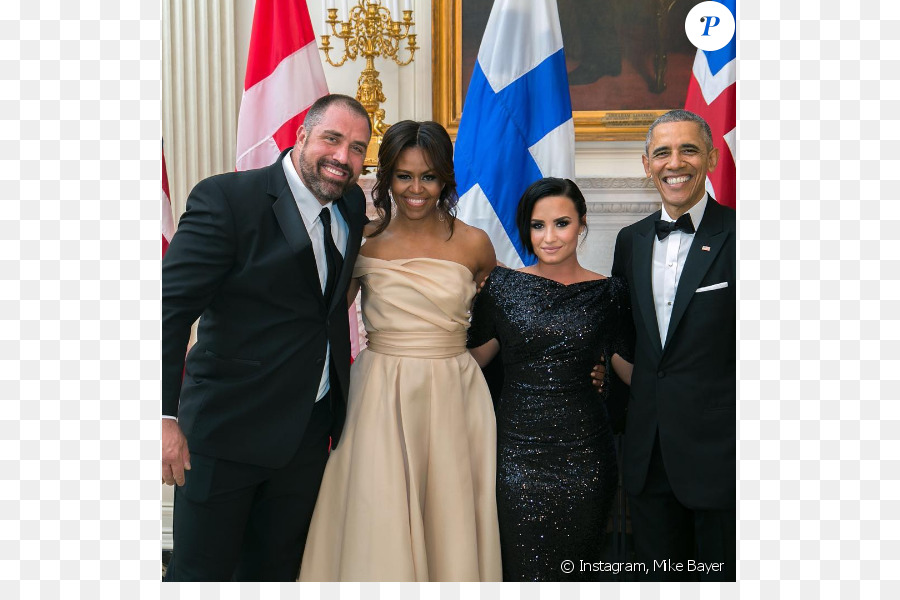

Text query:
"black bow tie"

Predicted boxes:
[[655, 214, 695, 240]]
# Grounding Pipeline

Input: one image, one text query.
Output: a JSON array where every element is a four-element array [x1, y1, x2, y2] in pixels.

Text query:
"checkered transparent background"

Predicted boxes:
[[0, 0, 894, 598]]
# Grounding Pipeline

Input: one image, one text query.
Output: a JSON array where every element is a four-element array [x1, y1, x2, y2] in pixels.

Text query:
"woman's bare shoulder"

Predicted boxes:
[[452, 219, 496, 278], [453, 219, 492, 247]]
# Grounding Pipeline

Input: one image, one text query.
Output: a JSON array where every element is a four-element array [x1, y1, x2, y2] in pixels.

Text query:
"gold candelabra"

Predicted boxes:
[[321, 1, 418, 167]]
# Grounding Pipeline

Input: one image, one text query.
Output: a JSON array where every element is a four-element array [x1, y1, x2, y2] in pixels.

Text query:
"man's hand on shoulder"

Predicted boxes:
[[162, 419, 191, 486]]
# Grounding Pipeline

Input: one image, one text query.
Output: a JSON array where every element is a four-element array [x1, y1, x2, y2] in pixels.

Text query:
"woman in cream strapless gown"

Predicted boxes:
[[298, 121, 500, 582]]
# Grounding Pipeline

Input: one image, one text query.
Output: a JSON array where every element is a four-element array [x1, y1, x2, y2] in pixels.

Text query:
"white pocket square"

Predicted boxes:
[[695, 282, 728, 293]]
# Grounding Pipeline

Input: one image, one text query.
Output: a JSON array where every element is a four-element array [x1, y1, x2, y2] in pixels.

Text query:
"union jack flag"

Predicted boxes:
[[684, 0, 736, 209]]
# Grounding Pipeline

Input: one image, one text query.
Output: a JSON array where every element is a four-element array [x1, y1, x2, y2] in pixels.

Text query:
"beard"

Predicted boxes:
[[298, 146, 353, 203]]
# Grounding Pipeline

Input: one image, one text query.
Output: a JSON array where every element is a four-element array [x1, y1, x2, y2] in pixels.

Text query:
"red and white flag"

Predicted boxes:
[[236, 0, 329, 171], [684, 0, 736, 209], [162, 139, 175, 257]]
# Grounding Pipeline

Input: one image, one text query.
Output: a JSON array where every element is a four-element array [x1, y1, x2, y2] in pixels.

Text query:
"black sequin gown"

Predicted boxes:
[[468, 267, 632, 582]]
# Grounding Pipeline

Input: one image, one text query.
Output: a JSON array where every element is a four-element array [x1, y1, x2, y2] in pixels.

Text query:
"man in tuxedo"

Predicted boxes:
[[161, 94, 372, 581], [611, 110, 735, 581]]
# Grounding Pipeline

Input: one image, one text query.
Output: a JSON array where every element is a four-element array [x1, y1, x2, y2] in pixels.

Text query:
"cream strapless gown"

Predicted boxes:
[[298, 256, 502, 582]]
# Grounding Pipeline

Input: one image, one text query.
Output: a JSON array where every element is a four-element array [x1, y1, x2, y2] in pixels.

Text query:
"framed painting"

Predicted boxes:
[[432, 0, 704, 141]]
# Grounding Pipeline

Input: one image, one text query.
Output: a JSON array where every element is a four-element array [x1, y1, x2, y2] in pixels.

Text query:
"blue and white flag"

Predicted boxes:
[[454, 0, 575, 268]]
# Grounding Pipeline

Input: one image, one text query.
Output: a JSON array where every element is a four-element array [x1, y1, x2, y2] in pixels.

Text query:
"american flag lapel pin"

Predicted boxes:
[[701, 245, 711, 252]]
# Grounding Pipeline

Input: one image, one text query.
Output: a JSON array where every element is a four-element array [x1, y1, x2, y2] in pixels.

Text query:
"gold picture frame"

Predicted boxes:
[[432, 0, 692, 141]]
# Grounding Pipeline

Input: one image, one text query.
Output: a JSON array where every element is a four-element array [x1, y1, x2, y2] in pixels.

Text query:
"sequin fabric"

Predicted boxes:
[[468, 266, 633, 581]]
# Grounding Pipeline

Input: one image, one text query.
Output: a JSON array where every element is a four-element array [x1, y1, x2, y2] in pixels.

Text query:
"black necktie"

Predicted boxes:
[[319, 207, 343, 304], [655, 213, 695, 240]]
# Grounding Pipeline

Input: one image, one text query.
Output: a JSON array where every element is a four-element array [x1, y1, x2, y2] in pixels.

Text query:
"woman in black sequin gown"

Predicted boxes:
[[468, 178, 633, 581]]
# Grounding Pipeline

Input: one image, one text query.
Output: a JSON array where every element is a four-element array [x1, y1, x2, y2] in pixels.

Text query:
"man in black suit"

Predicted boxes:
[[161, 94, 372, 581], [611, 110, 735, 581]]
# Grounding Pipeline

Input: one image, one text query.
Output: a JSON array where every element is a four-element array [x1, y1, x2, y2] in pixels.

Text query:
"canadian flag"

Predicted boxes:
[[235, 0, 329, 171], [162, 139, 175, 257]]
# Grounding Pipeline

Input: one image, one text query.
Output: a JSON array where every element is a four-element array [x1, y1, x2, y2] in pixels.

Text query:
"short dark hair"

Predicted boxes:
[[645, 109, 713, 155], [303, 94, 371, 137], [515, 177, 587, 255], [370, 120, 459, 238]]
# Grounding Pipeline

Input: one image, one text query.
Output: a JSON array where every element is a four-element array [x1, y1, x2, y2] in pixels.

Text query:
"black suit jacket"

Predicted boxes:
[[611, 196, 735, 510], [162, 148, 366, 469]]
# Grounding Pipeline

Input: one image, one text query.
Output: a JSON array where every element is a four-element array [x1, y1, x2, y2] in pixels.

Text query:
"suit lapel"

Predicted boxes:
[[633, 213, 664, 356], [328, 193, 363, 312], [268, 154, 324, 304], [665, 198, 726, 348]]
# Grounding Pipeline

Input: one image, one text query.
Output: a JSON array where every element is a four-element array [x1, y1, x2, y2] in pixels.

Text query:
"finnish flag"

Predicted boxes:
[[454, 0, 575, 268]]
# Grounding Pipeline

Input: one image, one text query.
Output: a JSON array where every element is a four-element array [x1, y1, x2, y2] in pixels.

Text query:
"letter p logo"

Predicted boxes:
[[701, 16, 721, 37], [686, 2, 735, 52]]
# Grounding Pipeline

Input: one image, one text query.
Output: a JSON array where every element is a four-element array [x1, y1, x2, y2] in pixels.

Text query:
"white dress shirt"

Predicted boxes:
[[652, 194, 708, 347], [282, 151, 348, 402]]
